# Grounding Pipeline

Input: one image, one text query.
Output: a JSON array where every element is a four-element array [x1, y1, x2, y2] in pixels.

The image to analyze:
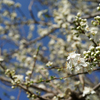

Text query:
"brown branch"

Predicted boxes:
[[82, 12, 100, 19], [17, 89, 21, 100], [93, 82, 100, 91], [0, 63, 6, 71], [28, 0, 52, 26], [35, 68, 100, 84], [39, 69, 62, 94], [30, 84, 57, 94], [28, 0, 36, 21], [18, 84, 49, 100], [0, 76, 57, 95], [27, 27, 58, 45], [29, 46, 40, 79]]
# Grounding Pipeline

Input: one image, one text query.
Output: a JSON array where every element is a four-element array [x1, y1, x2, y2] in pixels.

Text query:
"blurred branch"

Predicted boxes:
[[82, 12, 100, 19], [27, 26, 58, 45], [17, 89, 21, 100], [28, 0, 36, 20], [33, 68, 100, 84], [19, 84, 49, 100], [29, 46, 40, 79], [28, 0, 52, 26], [93, 82, 100, 91], [0, 75, 57, 95]]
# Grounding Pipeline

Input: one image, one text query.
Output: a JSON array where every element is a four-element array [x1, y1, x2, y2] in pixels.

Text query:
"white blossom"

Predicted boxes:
[[49, 39, 55, 45], [10, 96, 15, 100], [46, 61, 53, 67], [33, 55, 37, 59], [38, 84, 46, 89], [29, 24, 34, 31], [82, 87, 95, 97], [0, 26, 3, 31], [67, 52, 89, 73], [38, 10, 47, 20], [13, 75, 24, 83], [52, 96, 58, 100], [11, 12, 17, 18], [3, 0, 14, 6], [26, 70, 32, 75], [0, 57, 4, 61], [96, 46, 100, 50], [26, 57, 32, 63], [15, 3, 21, 8]]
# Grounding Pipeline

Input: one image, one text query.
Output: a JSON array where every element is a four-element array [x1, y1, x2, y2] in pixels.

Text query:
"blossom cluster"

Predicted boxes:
[[66, 52, 89, 74], [84, 45, 100, 67]]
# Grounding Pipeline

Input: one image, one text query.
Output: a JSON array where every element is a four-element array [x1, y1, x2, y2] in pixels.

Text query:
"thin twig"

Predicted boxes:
[[28, 0, 36, 20], [35, 68, 100, 84], [17, 89, 21, 100], [93, 82, 100, 91], [18, 84, 49, 100], [29, 46, 40, 79], [27, 27, 58, 45], [28, 0, 52, 26]]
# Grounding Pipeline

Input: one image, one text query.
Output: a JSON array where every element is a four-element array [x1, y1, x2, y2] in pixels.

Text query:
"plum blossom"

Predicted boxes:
[[46, 61, 53, 67], [0, 57, 4, 62], [38, 84, 46, 89], [26, 70, 32, 75], [82, 87, 95, 97], [67, 52, 89, 73], [13, 75, 24, 83]]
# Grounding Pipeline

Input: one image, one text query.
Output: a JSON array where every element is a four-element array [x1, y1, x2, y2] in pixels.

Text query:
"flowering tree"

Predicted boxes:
[[0, 0, 100, 100]]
